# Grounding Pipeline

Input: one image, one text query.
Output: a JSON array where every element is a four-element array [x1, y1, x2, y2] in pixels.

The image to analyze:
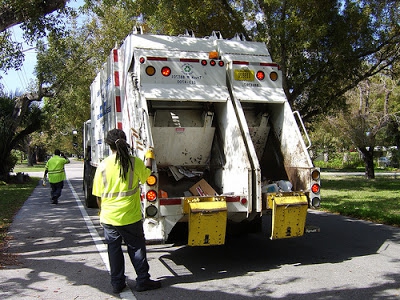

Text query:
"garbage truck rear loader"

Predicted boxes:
[[83, 30, 320, 246]]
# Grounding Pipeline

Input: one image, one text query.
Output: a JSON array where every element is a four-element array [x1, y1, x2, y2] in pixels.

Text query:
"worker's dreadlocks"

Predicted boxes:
[[105, 129, 133, 180]]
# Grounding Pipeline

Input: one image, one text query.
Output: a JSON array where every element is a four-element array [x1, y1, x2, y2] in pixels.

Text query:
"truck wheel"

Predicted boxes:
[[83, 162, 98, 208], [84, 179, 98, 208]]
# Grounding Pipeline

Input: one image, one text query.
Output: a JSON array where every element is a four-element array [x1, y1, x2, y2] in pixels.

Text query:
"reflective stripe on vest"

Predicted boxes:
[[100, 158, 138, 199], [48, 169, 65, 175]]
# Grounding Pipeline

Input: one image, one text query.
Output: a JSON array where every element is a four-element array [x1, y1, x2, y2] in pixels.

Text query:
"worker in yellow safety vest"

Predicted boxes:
[[92, 128, 161, 294], [44, 149, 70, 204]]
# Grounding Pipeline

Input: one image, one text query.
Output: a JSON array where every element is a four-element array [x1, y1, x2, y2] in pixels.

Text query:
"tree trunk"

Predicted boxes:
[[27, 147, 36, 166], [359, 147, 375, 179]]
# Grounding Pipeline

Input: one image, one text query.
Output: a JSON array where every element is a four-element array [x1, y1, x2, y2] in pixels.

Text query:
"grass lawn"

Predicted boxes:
[[13, 162, 46, 173], [0, 177, 40, 267], [321, 175, 400, 227]]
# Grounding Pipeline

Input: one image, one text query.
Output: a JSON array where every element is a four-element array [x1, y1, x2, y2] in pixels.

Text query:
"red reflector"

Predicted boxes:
[[139, 57, 145, 64], [160, 198, 182, 205], [114, 71, 119, 86], [115, 96, 121, 112], [147, 57, 168, 61], [233, 61, 249, 65], [161, 67, 171, 76], [226, 196, 240, 202], [311, 184, 320, 194], [256, 71, 265, 80], [180, 58, 199, 63], [146, 190, 157, 201], [260, 62, 279, 68], [240, 198, 247, 205]]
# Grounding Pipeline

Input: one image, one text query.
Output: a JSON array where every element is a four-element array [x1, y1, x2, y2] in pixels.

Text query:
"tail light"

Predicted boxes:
[[146, 174, 157, 186], [146, 190, 157, 201], [311, 169, 320, 181], [161, 67, 171, 76], [144, 171, 159, 218], [146, 205, 158, 217], [311, 183, 320, 194], [310, 168, 321, 208], [311, 197, 321, 207], [270, 71, 278, 81], [146, 66, 156, 76], [210, 60, 216, 66], [256, 71, 265, 80]]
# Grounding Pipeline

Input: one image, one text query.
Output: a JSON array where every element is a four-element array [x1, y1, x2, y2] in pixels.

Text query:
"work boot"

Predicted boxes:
[[112, 282, 127, 294], [135, 279, 161, 292]]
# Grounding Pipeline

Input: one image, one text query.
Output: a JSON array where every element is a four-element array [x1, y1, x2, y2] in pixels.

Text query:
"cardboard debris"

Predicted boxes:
[[189, 179, 217, 196], [169, 166, 185, 181], [169, 166, 200, 181]]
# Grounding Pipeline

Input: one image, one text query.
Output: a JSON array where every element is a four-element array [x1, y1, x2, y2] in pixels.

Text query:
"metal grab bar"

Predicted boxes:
[[293, 111, 312, 149]]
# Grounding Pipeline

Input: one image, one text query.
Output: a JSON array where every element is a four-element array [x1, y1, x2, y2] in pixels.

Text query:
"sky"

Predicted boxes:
[[0, 0, 85, 94]]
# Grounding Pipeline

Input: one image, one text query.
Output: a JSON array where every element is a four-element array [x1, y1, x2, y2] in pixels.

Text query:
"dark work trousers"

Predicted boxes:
[[102, 221, 150, 289], [50, 181, 64, 201]]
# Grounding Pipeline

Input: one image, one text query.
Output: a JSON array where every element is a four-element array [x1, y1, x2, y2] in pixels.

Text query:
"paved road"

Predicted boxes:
[[1, 161, 400, 299]]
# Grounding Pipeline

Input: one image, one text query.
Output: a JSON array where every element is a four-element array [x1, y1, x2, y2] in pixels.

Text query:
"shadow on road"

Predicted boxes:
[[152, 210, 400, 299], [0, 179, 114, 299]]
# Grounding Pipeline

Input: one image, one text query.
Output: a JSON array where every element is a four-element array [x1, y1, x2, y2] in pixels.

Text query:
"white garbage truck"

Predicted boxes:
[[83, 29, 321, 246]]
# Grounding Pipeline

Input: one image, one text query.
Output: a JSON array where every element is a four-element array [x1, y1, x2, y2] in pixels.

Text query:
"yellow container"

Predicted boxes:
[[268, 193, 308, 240], [187, 200, 227, 246]]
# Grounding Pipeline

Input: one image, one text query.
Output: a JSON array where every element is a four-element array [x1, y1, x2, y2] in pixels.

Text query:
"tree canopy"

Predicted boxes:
[[0, 0, 399, 179], [0, 0, 69, 74]]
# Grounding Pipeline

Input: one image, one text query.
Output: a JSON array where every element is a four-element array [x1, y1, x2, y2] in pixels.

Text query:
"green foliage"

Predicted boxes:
[[256, 0, 400, 121], [0, 31, 23, 73], [134, 0, 246, 38], [0, 0, 71, 75], [0, 95, 18, 177], [35, 3, 137, 153], [0, 93, 43, 180], [314, 152, 364, 170], [2, 0, 400, 173]]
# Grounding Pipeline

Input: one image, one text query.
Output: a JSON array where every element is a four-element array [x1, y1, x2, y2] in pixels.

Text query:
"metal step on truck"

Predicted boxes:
[[83, 28, 321, 246]]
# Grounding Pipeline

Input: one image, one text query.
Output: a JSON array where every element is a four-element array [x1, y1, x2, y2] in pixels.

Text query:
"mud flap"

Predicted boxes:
[[269, 193, 308, 240], [187, 199, 227, 246]]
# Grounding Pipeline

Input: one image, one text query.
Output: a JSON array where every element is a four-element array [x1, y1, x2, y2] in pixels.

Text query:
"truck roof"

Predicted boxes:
[[128, 34, 216, 53], [217, 39, 271, 57]]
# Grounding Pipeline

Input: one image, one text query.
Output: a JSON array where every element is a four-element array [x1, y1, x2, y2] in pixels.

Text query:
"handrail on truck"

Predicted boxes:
[[293, 111, 312, 149]]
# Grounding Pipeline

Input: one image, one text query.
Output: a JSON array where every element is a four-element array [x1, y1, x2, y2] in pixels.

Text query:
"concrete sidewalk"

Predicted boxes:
[[0, 165, 121, 299]]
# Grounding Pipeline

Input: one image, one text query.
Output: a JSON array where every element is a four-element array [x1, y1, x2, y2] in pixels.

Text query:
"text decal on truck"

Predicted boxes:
[[97, 101, 112, 120]]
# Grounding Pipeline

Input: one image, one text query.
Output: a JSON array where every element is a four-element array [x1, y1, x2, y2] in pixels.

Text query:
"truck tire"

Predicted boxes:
[[83, 161, 98, 208]]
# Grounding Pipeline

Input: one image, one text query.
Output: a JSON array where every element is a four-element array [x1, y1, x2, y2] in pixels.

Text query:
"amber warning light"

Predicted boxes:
[[209, 51, 219, 59]]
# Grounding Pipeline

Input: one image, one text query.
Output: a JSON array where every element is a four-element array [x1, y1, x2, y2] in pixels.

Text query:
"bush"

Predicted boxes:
[[314, 152, 364, 169]]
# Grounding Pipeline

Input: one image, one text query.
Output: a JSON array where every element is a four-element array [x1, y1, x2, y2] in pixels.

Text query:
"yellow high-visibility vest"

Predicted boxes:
[[45, 155, 69, 183], [92, 154, 151, 226]]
